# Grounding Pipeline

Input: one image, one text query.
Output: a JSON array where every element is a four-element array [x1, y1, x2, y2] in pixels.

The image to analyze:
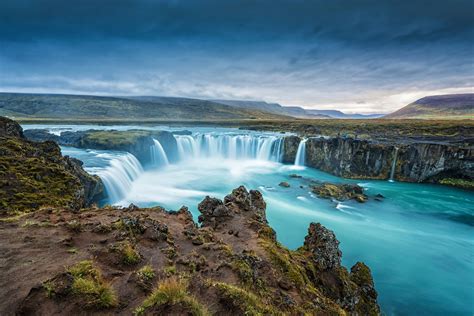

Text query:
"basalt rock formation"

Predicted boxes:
[[24, 129, 179, 166], [283, 136, 474, 189], [312, 183, 368, 203], [0, 117, 104, 215], [1, 186, 380, 315]]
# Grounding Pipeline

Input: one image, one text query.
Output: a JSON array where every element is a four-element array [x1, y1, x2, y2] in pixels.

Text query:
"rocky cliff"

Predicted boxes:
[[0, 117, 104, 215], [283, 136, 473, 187], [1, 186, 379, 315]]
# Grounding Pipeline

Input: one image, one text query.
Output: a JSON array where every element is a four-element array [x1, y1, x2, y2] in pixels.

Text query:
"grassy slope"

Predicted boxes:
[[385, 94, 474, 119], [0, 93, 289, 121]]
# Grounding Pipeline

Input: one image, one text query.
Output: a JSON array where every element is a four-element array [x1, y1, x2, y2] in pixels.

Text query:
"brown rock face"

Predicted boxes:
[[1, 185, 380, 315], [0, 116, 24, 138], [304, 222, 342, 270]]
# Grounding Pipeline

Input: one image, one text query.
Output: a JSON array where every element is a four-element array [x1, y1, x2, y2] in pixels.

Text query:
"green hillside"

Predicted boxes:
[[0, 93, 289, 121], [385, 94, 474, 119]]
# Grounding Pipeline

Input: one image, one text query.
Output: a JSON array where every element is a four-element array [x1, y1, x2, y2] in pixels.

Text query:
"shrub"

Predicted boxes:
[[67, 260, 118, 308], [135, 277, 209, 316]]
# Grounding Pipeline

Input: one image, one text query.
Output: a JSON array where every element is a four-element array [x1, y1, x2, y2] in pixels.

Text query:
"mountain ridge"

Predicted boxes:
[[385, 93, 474, 119], [0, 93, 290, 121]]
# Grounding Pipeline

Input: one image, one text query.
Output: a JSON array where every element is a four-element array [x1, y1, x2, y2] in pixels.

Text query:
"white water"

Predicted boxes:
[[151, 139, 170, 167], [294, 138, 307, 166], [175, 134, 284, 162], [95, 153, 144, 202], [389, 147, 399, 182]]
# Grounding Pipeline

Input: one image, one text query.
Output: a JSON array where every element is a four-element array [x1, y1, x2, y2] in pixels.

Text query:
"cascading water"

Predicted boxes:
[[150, 139, 169, 167], [175, 134, 284, 162], [96, 153, 144, 202], [294, 139, 307, 166], [389, 147, 399, 182]]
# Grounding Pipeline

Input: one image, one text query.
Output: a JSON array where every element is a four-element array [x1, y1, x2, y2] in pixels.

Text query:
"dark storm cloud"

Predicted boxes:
[[1, 0, 472, 44], [0, 0, 473, 112]]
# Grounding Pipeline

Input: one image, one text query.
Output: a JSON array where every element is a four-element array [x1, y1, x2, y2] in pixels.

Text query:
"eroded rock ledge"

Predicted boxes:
[[1, 186, 380, 315], [0, 117, 104, 215]]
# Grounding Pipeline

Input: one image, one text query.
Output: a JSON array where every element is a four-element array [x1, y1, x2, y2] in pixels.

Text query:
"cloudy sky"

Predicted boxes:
[[0, 0, 473, 113]]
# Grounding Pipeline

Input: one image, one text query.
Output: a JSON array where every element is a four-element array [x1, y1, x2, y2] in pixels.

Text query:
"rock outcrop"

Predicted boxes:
[[304, 223, 342, 270], [283, 135, 473, 189], [1, 185, 380, 315], [0, 117, 103, 215], [0, 116, 24, 138], [312, 183, 368, 203]]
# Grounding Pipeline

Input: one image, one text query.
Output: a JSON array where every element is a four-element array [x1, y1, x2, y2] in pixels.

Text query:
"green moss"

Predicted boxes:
[[260, 239, 308, 288], [80, 130, 153, 150], [208, 281, 277, 315], [439, 178, 474, 190], [135, 277, 209, 316], [67, 260, 118, 308], [0, 137, 82, 216], [231, 252, 266, 293]]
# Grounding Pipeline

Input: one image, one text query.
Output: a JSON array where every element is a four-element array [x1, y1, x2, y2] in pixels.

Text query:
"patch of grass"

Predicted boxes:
[[208, 280, 276, 315], [67, 247, 78, 254], [113, 241, 141, 265], [260, 239, 308, 288], [137, 265, 155, 282], [0, 136, 84, 215], [164, 265, 177, 276], [66, 220, 82, 232], [67, 260, 118, 308], [135, 277, 209, 316], [231, 252, 266, 293], [21, 219, 54, 228], [43, 280, 56, 298]]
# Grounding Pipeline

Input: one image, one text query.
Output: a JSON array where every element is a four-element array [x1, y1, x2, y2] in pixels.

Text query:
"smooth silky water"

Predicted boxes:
[[23, 124, 474, 315]]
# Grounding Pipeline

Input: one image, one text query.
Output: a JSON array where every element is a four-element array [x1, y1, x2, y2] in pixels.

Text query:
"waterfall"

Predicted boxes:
[[175, 134, 284, 162], [150, 139, 169, 167], [389, 147, 399, 182], [96, 153, 144, 203], [294, 139, 307, 166]]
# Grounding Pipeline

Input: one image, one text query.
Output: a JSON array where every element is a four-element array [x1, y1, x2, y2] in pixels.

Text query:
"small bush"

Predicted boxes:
[[67, 260, 118, 308], [137, 265, 155, 282], [135, 277, 209, 316], [113, 241, 141, 265]]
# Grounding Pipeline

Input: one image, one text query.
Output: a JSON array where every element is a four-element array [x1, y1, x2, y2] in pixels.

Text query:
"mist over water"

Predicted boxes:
[[31, 125, 474, 316]]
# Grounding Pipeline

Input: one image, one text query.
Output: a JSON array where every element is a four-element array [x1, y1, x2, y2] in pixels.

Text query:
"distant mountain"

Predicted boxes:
[[212, 100, 329, 118], [385, 94, 474, 119], [0, 93, 290, 121], [213, 99, 384, 119], [305, 109, 384, 119]]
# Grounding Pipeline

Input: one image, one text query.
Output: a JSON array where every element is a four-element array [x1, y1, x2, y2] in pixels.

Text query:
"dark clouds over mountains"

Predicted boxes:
[[1, 0, 473, 112]]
